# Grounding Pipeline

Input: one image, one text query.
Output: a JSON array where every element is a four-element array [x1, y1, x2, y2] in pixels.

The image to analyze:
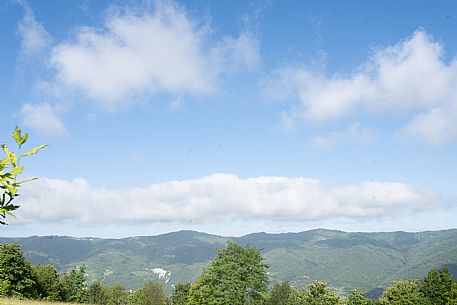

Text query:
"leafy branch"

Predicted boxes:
[[0, 127, 47, 225]]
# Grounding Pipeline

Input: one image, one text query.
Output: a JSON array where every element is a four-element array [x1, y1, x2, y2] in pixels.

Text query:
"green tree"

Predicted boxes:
[[303, 281, 341, 305], [61, 265, 87, 303], [346, 290, 369, 305], [32, 264, 62, 301], [106, 284, 129, 305], [420, 267, 454, 305], [447, 283, 457, 305], [170, 282, 191, 305], [285, 286, 305, 305], [135, 281, 167, 305], [379, 280, 429, 305], [265, 281, 293, 305], [0, 243, 36, 298], [1, 127, 47, 224], [188, 241, 268, 305], [87, 280, 108, 305]]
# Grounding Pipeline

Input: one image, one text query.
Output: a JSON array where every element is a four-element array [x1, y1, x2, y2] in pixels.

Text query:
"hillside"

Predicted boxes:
[[1, 229, 456, 293]]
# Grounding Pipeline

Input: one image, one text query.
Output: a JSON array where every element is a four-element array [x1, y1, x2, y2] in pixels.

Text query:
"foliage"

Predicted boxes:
[[86, 280, 108, 305], [278, 281, 341, 305], [1, 240, 457, 305], [447, 283, 457, 305], [379, 280, 429, 305], [32, 264, 61, 301], [188, 241, 268, 305], [285, 287, 305, 305], [2, 230, 457, 292], [133, 281, 167, 305], [346, 290, 370, 305], [265, 281, 292, 305], [0, 127, 47, 225], [420, 267, 454, 305], [302, 281, 341, 305], [60, 265, 87, 303], [170, 282, 190, 305], [0, 244, 36, 298], [105, 284, 129, 305]]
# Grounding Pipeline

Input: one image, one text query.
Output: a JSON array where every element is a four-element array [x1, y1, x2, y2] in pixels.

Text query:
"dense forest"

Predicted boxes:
[[2, 229, 456, 293], [1, 242, 456, 305]]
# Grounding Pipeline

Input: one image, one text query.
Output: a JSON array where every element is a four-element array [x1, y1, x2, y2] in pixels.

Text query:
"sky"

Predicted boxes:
[[1, 0, 457, 238]]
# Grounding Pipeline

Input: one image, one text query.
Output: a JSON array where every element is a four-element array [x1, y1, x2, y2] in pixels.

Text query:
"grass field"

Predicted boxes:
[[0, 298, 84, 305]]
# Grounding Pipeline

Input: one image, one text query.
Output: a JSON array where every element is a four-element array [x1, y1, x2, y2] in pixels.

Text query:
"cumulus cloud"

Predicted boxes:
[[267, 30, 457, 146], [17, 1, 52, 56], [20, 103, 66, 137], [14, 173, 438, 224], [49, 2, 260, 109], [312, 123, 376, 149]]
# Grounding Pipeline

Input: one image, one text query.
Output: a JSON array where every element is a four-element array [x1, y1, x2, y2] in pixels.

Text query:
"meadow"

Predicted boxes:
[[0, 298, 88, 305]]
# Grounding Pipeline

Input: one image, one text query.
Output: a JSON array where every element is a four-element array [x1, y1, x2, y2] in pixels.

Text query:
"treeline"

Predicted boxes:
[[1, 242, 456, 305]]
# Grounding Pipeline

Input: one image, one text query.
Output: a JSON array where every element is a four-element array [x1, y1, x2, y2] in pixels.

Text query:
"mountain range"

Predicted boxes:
[[1, 229, 456, 294]]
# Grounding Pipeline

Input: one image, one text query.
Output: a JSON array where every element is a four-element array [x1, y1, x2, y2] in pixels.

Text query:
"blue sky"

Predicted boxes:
[[1, 0, 457, 237]]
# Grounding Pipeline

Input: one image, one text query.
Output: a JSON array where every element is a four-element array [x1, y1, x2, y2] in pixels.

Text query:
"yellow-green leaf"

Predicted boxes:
[[1, 145, 16, 165], [23, 144, 48, 156], [1, 144, 11, 156], [0, 156, 13, 167], [10, 166, 24, 175], [16, 177, 38, 185], [12, 126, 28, 145], [0, 208, 16, 217], [6, 184, 17, 195]]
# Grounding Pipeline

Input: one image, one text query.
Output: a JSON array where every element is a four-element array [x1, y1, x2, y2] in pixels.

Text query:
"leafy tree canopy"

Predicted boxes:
[[420, 267, 454, 305], [32, 264, 62, 301], [0, 243, 36, 298], [188, 241, 268, 305], [171, 282, 191, 305], [379, 280, 430, 305]]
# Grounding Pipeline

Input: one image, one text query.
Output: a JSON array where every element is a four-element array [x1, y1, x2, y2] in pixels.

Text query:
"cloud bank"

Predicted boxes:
[[50, 2, 260, 109], [15, 173, 438, 224], [268, 30, 457, 146]]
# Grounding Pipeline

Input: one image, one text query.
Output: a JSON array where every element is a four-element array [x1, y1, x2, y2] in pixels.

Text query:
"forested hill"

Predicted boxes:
[[1, 229, 456, 293]]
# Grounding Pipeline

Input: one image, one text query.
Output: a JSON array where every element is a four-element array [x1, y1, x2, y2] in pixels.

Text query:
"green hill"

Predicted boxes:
[[1, 229, 456, 293]]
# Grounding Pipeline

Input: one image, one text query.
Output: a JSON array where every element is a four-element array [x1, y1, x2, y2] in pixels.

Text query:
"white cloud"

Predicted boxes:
[[312, 123, 376, 149], [20, 103, 66, 137], [49, 2, 260, 109], [399, 102, 457, 146], [268, 30, 457, 146], [168, 96, 183, 110], [17, 2, 52, 56], [14, 173, 438, 224]]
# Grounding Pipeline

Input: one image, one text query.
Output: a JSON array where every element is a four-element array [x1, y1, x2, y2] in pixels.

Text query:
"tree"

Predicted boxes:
[[447, 283, 457, 305], [106, 284, 129, 305], [170, 282, 191, 305], [61, 265, 87, 303], [265, 281, 293, 305], [32, 264, 62, 301], [420, 267, 454, 305], [188, 241, 268, 305], [134, 281, 167, 305], [87, 280, 108, 305], [303, 281, 341, 305], [1, 127, 46, 224], [285, 287, 305, 305], [0, 243, 36, 298], [379, 280, 430, 305], [346, 289, 370, 305]]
